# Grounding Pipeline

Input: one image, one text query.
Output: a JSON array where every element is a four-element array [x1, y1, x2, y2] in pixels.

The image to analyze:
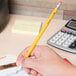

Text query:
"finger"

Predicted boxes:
[[23, 68, 31, 74], [31, 45, 49, 56], [30, 69, 38, 76], [31, 45, 43, 58], [16, 46, 30, 66], [37, 73, 42, 76], [17, 46, 30, 59], [22, 58, 39, 71]]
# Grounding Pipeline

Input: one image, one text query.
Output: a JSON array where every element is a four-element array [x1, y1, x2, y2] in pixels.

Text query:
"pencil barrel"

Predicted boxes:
[[25, 8, 58, 57]]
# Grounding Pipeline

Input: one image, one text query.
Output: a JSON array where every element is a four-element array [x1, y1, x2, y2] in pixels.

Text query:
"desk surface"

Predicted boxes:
[[0, 14, 76, 65]]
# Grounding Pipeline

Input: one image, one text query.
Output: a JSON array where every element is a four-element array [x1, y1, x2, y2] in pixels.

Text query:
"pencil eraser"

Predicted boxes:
[[59, 1, 62, 4], [12, 19, 42, 35]]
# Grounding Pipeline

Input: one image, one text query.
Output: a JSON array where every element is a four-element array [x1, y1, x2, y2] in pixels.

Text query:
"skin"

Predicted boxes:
[[17, 45, 76, 76]]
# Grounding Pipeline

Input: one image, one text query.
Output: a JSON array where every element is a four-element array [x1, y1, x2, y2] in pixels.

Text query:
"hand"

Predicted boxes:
[[17, 45, 76, 76]]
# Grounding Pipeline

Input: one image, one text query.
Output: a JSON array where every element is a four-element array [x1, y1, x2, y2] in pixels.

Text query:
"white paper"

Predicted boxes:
[[0, 67, 29, 76], [0, 55, 29, 76], [0, 55, 17, 66]]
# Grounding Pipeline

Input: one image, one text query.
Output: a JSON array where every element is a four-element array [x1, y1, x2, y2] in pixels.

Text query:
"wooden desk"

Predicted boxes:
[[0, 14, 76, 65]]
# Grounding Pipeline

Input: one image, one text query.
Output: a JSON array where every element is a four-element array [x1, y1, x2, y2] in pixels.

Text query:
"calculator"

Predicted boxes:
[[48, 19, 76, 53]]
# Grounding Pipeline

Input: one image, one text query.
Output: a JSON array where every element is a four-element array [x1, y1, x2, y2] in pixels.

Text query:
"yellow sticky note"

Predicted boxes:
[[12, 19, 42, 35]]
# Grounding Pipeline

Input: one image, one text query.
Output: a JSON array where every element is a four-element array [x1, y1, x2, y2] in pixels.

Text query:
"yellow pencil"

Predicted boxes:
[[16, 1, 62, 73], [25, 1, 62, 58]]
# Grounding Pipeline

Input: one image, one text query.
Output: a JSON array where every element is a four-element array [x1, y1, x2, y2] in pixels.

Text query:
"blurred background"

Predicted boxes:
[[8, 0, 76, 20]]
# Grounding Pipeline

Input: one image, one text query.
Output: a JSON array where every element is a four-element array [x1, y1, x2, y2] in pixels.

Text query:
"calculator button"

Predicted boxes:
[[73, 34, 76, 36], [74, 40, 76, 45], [69, 40, 76, 49], [66, 36, 75, 43], [62, 44, 69, 47], [55, 41, 62, 45], [56, 38, 66, 45], [62, 41, 71, 47], [61, 29, 69, 32], [58, 38, 65, 43], [61, 30, 66, 33], [67, 38, 74, 43], [56, 33, 70, 45], [70, 35, 76, 41], [67, 32, 73, 35], [53, 35, 61, 39], [49, 37, 59, 43], [57, 32, 64, 36], [63, 33, 70, 38], [69, 43, 76, 49], [56, 38, 66, 44], [49, 39, 56, 43], [58, 34, 69, 41], [49, 32, 64, 43], [64, 41, 71, 45]]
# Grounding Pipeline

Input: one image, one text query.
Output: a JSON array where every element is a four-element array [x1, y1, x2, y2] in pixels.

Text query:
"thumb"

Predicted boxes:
[[21, 58, 39, 70]]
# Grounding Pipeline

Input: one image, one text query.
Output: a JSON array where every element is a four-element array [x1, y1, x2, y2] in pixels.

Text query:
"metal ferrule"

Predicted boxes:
[[56, 2, 62, 9]]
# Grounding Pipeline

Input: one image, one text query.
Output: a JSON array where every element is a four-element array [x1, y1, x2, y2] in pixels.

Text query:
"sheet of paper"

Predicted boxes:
[[0, 55, 29, 76], [0, 67, 29, 76], [0, 55, 17, 66]]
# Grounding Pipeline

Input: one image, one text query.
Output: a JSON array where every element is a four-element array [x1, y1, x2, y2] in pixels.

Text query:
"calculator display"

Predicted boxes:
[[69, 21, 76, 28], [66, 19, 76, 30]]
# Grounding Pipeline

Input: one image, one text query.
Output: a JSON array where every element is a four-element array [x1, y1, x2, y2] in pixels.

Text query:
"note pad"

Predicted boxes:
[[12, 20, 42, 35]]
